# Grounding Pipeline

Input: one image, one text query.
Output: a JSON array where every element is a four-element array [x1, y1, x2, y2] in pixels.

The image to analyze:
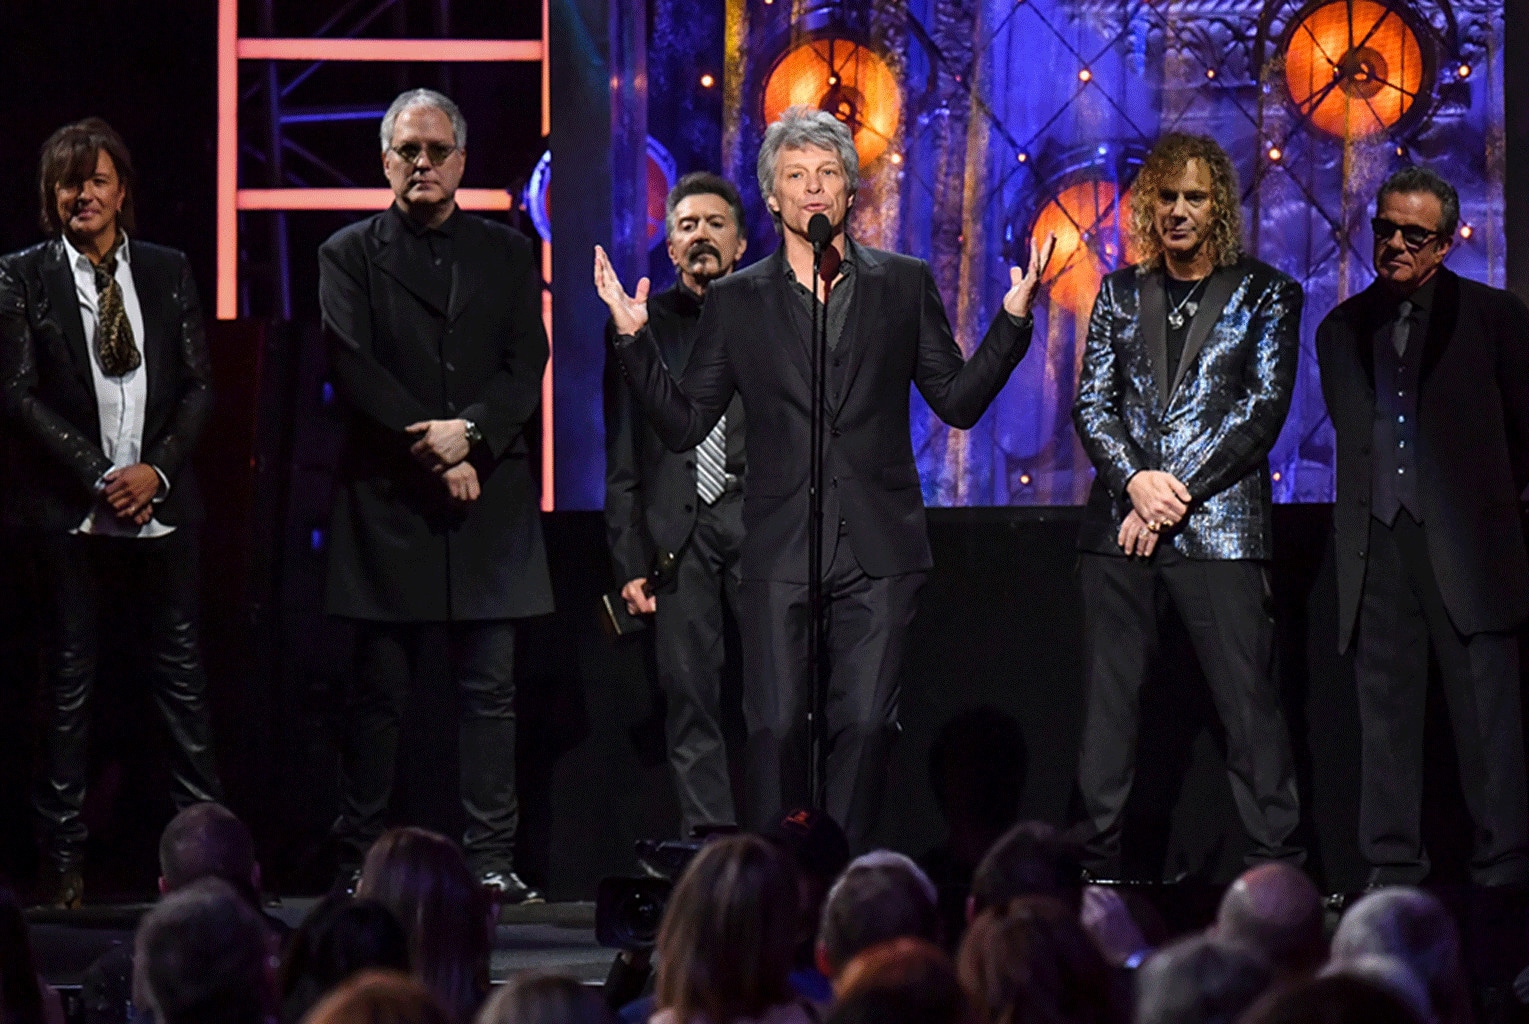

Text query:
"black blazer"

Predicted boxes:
[[0, 238, 211, 532], [318, 208, 553, 621], [1316, 268, 1529, 649], [603, 284, 745, 585], [612, 242, 1033, 583]]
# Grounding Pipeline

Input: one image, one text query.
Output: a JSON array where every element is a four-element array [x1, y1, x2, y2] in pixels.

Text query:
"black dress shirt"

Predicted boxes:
[[1371, 274, 1436, 525]]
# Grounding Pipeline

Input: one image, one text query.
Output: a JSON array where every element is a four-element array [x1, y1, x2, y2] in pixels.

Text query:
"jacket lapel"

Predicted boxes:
[[830, 241, 875, 417], [1419, 268, 1458, 386], [445, 215, 482, 323], [41, 240, 95, 392], [372, 211, 450, 318], [768, 247, 814, 391], [1138, 269, 1170, 407], [129, 240, 171, 418], [1169, 263, 1241, 398]]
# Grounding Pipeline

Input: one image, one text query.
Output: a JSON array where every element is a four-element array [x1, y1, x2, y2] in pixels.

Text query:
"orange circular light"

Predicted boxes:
[[762, 38, 901, 167], [1268, 146, 1283, 161], [1459, 224, 1473, 238], [1031, 179, 1134, 316], [1457, 63, 1471, 77], [1078, 68, 1093, 82], [1284, 0, 1426, 139], [1019, 474, 1033, 485], [700, 73, 715, 88]]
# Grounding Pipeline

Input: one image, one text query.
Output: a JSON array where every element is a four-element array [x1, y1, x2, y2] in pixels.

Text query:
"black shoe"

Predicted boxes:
[[43, 869, 84, 910], [481, 870, 543, 905]]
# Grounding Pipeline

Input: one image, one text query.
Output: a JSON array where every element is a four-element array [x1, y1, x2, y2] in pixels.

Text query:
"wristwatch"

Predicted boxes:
[[462, 419, 483, 447]]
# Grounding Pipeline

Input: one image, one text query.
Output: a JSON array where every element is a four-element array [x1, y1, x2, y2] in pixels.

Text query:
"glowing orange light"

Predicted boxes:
[[700, 73, 716, 88], [1284, 0, 1426, 139], [1078, 68, 1093, 82], [1031, 179, 1135, 316], [1459, 224, 1474, 239], [1019, 474, 1033, 485], [1458, 63, 1471, 77], [1017, 151, 1029, 163], [1272, 471, 1283, 481], [762, 38, 901, 166], [1206, 68, 1217, 79], [890, 152, 902, 164], [1268, 146, 1283, 161]]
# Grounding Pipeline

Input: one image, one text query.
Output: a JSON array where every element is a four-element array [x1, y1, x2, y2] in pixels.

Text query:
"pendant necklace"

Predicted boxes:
[[1167, 276, 1209, 331]]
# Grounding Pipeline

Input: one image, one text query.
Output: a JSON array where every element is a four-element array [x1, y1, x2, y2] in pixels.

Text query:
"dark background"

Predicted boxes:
[[0, 0, 1525, 900]]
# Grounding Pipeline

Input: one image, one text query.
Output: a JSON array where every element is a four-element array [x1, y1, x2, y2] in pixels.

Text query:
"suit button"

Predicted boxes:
[[445, 360, 456, 371], [1358, 549, 1367, 559], [831, 428, 841, 437], [446, 401, 458, 412], [684, 504, 693, 513], [684, 460, 694, 469]]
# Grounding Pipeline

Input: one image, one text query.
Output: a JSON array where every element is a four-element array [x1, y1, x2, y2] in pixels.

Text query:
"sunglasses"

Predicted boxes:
[[1371, 217, 1441, 251], [390, 142, 459, 166]]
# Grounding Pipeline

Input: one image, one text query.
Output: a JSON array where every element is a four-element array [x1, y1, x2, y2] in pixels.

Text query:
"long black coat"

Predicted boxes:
[[1316, 268, 1529, 649], [612, 242, 1032, 583], [0, 238, 211, 531], [318, 208, 553, 621]]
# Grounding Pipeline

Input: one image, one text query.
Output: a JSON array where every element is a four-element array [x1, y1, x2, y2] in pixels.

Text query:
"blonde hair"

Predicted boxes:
[[1129, 133, 1243, 271]]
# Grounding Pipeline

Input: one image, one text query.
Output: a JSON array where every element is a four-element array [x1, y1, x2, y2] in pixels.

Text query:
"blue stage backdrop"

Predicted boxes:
[[560, 0, 1505, 509]]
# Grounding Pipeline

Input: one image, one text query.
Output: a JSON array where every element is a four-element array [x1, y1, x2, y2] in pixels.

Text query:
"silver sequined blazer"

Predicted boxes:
[[1072, 258, 1303, 560]]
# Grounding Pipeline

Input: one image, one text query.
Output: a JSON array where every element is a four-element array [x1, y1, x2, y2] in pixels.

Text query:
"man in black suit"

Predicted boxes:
[[1317, 166, 1529, 887], [604, 172, 749, 835], [0, 118, 222, 907], [318, 88, 552, 902], [595, 106, 1053, 847], [1071, 133, 1305, 875]]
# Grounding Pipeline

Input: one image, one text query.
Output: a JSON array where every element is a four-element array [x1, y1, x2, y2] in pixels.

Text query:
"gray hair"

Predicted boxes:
[[134, 878, 270, 1024], [1331, 887, 1467, 1024], [1136, 935, 1273, 1024], [756, 106, 859, 217], [1377, 166, 1460, 239], [380, 88, 467, 152], [1321, 954, 1435, 1023], [817, 850, 940, 975]]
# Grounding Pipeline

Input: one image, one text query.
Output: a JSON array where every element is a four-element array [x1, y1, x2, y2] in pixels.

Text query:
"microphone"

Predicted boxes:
[[807, 213, 833, 252], [818, 244, 842, 288]]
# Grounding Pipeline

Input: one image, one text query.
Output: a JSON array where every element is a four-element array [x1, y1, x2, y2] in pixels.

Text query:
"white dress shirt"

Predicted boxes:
[[63, 234, 174, 538]]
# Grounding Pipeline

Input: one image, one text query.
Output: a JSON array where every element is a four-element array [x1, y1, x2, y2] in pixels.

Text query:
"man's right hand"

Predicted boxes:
[[593, 245, 650, 336], [622, 577, 656, 616], [442, 462, 481, 502], [1125, 470, 1191, 530]]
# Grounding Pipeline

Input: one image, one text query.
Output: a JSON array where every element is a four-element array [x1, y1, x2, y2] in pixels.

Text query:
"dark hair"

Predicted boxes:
[[134, 878, 272, 1024], [969, 822, 1083, 915], [820, 862, 940, 975], [38, 117, 136, 236], [1376, 166, 1460, 239], [357, 828, 490, 1024], [0, 883, 47, 1024], [1135, 935, 1273, 1024], [928, 708, 1026, 828], [833, 938, 969, 1024], [159, 803, 259, 903], [654, 834, 799, 1024], [476, 972, 616, 1024], [958, 896, 1123, 1024], [280, 895, 411, 1024], [306, 971, 452, 1024], [1241, 975, 1426, 1024], [666, 171, 746, 238]]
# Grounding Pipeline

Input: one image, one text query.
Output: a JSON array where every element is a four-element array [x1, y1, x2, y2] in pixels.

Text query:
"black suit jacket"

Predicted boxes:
[[317, 207, 553, 621], [0, 238, 211, 531], [603, 284, 745, 585], [612, 242, 1033, 583], [1317, 268, 1529, 649]]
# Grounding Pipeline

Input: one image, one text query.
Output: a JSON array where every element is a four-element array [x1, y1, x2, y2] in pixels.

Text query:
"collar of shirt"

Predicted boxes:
[[62, 231, 131, 281], [391, 201, 460, 238], [783, 235, 858, 287], [1382, 271, 1438, 321]]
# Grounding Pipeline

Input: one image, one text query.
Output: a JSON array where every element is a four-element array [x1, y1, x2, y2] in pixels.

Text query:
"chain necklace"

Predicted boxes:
[[1166, 275, 1209, 331]]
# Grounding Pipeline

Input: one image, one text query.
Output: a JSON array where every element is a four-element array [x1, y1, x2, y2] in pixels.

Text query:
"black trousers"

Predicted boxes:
[[653, 490, 744, 835], [1076, 548, 1302, 873], [33, 528, 223, 872], [1355, 512, 1529, 885], [333, 620, 519, 875], [739, 531, 925, 850]]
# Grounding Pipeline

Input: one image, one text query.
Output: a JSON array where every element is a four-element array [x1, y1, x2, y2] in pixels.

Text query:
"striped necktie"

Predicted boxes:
[[696, 414, 728, 505]]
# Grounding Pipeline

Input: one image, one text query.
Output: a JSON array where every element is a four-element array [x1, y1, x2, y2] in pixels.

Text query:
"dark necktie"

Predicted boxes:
[[1391, 300, 1413, 357], [93, 242, 141, 377]]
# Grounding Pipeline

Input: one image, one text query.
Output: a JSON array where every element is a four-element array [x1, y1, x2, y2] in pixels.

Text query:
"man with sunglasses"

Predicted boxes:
[[317, 88, 552, 902], [1317, 166, 1529, 887]]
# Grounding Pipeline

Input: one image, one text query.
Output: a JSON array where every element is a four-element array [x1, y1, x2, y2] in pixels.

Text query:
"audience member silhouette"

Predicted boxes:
[[305, 970, 453, 1024], [816, 852, 940, 991], [957, 896, 1123, 1024], [1330, 887, 1471, 1024], [1213, 863, 1326, 979], [477, 972, 617, 1024], [829, 937, 970, 1024], [1241, 974, 1427, 1024], [280, 894, 411, 1024], [132, 878, 274, 1024], [1134, 935, 1272, 1024]]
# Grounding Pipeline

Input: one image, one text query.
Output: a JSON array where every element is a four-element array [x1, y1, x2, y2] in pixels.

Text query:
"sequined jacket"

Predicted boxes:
[[1072, 258, 1303, 560]]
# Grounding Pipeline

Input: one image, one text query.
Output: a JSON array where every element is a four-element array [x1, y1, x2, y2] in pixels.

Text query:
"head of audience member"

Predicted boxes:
[[928, 709, 1026, 872], [1129, 132, 1243, 274], [957, 896, 1122, 1024], [1134, 935, 1273, 1024], [306, 970, 452, 1024], [817, 851, 940, 988], [357, 828, 491, 1024], [380, 88, 467, 227], [665, 172, 747, 294], [1371, 166, 1458, 295], [766, 808, 851, 968], [1241, 974, 1427, 1024], [832, 938, 970, 1024], [280, 894, 411, 1024], [132, 878, 276, 1024], [653, 834, 800, 1024], [0, 883, 48, 1024], [757, 106, 858, 241], [1213, 863, 1325, 979], [968, 821, 1084, 921], [1321, 954, 1433, 1023], [37, 117, 135, 257], [159, 802, 262, 908], [475, 972, 616, 1024], [1330, 887, 1470, 1024]]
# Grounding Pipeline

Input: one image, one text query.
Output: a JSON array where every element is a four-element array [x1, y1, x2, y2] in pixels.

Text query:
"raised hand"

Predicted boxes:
[[1002, 231, 1058, 319], [594, 245, 651, 336]]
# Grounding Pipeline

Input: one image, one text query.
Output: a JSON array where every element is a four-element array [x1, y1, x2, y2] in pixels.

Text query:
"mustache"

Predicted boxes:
[[685, 241, 723, 264]]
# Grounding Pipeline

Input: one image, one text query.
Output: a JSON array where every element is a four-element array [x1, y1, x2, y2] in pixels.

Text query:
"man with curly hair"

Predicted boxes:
[[1070, 132, 1305, 876]]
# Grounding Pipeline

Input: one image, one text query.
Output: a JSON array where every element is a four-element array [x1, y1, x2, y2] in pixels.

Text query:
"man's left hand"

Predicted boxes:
[[406, 419, 471, 469], [1002, 232, 1058, 319], [1117, 508, 1161, 558], [102, 464, 162, 523]]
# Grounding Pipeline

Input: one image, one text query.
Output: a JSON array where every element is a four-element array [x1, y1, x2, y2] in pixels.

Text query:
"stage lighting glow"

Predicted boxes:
[[700, 73, 716, 88], [1459, 223, 1473, 238], [1283, 0, 1427, 139], [1457, 63, 1471, 77], [1206, 68, 1217, 79], [1268, 146, 1283, 161], [520, 137, 675, 250], [1017, 151, 1029, 163], [762, 38, 901, 166], [1079, 68, 1093, 82], [1031, 179, 1132, 316], [1020, 473, 1032, 485]]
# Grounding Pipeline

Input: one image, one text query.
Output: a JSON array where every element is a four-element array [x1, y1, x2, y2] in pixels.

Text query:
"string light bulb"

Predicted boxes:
[[699, 73, 715, 88]]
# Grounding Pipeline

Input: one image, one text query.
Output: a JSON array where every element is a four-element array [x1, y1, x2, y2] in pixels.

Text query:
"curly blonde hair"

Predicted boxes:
[[1129, 133, 1243, 271]]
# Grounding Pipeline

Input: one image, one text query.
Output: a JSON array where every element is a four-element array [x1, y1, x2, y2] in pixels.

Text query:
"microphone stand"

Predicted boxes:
[[807, 231, 829, 811]]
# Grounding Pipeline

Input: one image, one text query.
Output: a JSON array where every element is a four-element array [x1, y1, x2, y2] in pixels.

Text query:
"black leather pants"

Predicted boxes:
[[34, 528, 224, 872]]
